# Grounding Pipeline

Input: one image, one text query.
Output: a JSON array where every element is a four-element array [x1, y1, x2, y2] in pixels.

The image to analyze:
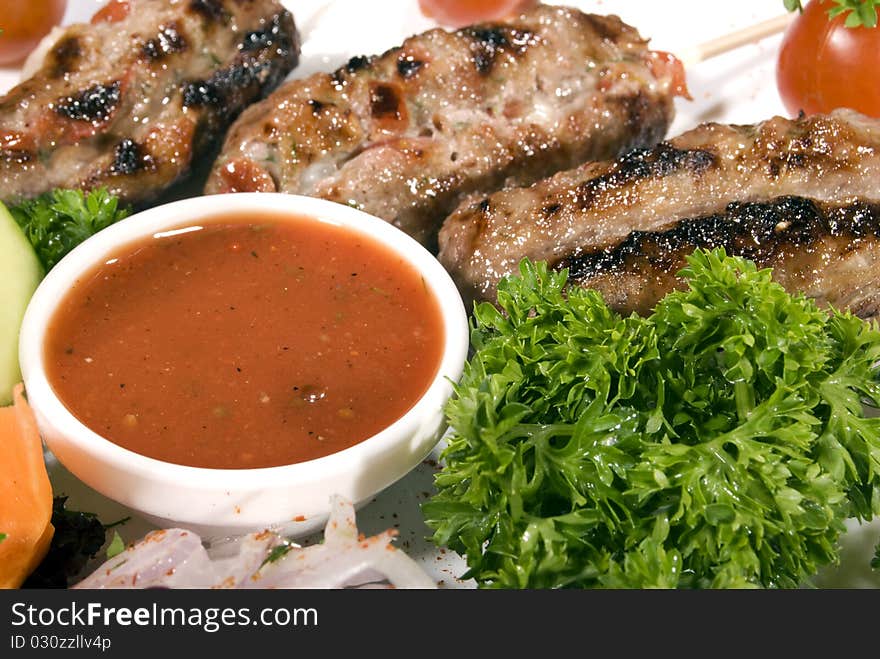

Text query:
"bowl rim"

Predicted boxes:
[[19, 192, 469, 489]]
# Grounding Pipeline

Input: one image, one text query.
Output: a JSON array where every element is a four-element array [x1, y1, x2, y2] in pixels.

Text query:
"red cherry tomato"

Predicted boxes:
[[649, 51, 692, 100], [91, 0, 131, 25], [777, 0, 880, 117], [418, 0, 537, 27], [0, 0, 68, 66]]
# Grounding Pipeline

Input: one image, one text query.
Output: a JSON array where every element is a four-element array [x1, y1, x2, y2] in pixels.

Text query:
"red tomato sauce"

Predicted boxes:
[[44, 214, 446, 469]]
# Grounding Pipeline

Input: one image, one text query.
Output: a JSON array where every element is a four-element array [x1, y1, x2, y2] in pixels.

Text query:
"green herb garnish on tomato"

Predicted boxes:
[[423, 248, 880, 588], [785, 0, 879, 28], [778, 1, 880, 117]]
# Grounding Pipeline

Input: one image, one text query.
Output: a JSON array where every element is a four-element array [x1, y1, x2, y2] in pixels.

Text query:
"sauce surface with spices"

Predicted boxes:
[[44, 213, 445, 469]]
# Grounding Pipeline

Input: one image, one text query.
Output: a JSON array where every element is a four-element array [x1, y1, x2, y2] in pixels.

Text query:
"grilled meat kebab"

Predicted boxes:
[[439, 109, 880, 304], [205, 3, 685, 245], [556, 196, 880, 319], [0, 0, 299, 206]]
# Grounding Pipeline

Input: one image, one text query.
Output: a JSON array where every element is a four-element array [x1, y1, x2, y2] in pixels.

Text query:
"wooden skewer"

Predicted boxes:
[[677, 13, 796, 67]]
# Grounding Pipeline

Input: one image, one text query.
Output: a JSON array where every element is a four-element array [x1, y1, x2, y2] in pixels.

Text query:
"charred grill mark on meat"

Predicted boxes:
[[396, 56, 424, 78], [141, 23, 187, 61], [182, 61, 271, 112], [556, 196, 880, 319], [541, 202, 561, 217], [369, 83, 405, 120], [206, 4, 683, 247], [46, 36, 82, 78], [188, 0, 228, 23], [111, 138, 151, 175], [344, 55, 371, 73], [0, 0, 299, 206], [241, 12, 288, 52], [54, 81, 122, 124], [438, 109, 880, 304], [563, 197, 880, 281], [182, 14, 297, 118], [575, 144, 716, 211], [463, 26, 535, 75]]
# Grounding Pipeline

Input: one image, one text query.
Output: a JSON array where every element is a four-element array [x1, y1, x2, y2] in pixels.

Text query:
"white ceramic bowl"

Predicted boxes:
[[19, 193, 469, 538]]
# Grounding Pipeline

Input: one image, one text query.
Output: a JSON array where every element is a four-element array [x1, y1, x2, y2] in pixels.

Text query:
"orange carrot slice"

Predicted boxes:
[[0, 383, 54, 588]]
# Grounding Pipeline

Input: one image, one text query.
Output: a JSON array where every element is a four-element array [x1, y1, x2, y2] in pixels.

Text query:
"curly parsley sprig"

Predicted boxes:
[[8, 187, 130, 272], [785, 0, 879, 28], [424, 249, 880, 588]]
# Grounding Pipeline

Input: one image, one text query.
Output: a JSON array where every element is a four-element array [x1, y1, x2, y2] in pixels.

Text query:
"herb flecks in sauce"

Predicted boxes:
[[45, 215, 445, 469]]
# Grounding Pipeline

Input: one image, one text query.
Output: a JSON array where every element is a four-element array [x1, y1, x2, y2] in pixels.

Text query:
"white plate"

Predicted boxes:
[[3, 0, 879, 588]]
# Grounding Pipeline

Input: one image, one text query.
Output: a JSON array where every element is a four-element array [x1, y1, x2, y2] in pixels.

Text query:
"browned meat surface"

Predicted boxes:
[[440, 109, 880, 304], [0, 0, 299, 207], [205, 4, 684, 246], [555, 196, 880, 319]]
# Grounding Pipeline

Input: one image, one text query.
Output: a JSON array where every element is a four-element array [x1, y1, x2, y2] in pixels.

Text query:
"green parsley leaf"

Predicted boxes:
[[8, 187, 130, 272], [106, 530, 125, 560], [424, 249, 880, 588], [23, 496, 115, 589], [261, 542, 293, 567], [785, 0, 880, 28]]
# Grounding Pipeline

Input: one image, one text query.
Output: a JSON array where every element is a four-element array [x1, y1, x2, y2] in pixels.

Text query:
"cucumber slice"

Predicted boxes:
[[0, 202, 43, 406]]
